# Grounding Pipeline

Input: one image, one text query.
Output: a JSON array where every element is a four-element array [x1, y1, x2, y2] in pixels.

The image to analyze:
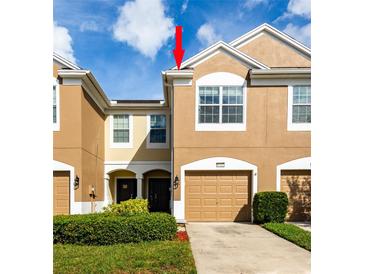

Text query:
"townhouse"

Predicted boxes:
[[53, 23, 311, 222]]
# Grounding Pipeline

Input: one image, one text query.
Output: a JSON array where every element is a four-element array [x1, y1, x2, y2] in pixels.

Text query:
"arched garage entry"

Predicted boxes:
[[175, 157, 258, 223]]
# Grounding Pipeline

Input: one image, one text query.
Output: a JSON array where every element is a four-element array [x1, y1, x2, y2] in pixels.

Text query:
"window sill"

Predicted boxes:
[[195, 123, 246, 131], [147, 142, 169, 149], [53, 123, 60, 132], [110, 142, 133, 149], [287, 123, 311, 131]]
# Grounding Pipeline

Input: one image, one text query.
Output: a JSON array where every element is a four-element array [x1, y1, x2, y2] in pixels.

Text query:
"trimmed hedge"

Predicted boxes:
[[54, 212, 177, 245], [253, 192, 288, 224], [103, 199, 149, 216]]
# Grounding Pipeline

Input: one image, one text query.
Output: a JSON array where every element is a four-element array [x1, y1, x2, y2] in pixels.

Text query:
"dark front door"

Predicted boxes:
[[148, 178, 171, 213], [116, 178, 137, 203]]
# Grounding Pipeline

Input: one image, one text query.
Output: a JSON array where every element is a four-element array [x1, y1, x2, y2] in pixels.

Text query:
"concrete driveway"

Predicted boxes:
[[186, 222, 310, 274]]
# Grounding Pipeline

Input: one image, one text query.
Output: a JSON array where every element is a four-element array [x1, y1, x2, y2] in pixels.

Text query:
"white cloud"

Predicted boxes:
[[283, 23, 311, 46], [243, 0, 268, 9], [287, 0, 311, 18], [181, 0, 189, 13], [112, 0, 174, 59], [53, 22, 76, 63], [197, 23, 222, 47], [80, 21, 100, 32], [276, 0, 311, 21]]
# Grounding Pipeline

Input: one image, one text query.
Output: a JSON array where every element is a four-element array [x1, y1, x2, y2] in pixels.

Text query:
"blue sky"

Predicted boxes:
[[54, 0, 311, 100]]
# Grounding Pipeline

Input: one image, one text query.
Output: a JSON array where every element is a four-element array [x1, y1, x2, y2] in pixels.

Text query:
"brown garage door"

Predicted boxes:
[[185, 170, 251, 222], [281, 170, 311, 221], [53, 171, 70, 215]]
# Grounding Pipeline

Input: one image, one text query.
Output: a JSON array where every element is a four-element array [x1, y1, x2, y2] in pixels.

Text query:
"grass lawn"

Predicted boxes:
[[262, 223, 311, 251], [54, 240, 196, 274]]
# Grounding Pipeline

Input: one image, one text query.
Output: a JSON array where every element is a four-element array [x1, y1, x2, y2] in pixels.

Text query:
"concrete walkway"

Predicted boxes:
[[186, 222, 310, 274]]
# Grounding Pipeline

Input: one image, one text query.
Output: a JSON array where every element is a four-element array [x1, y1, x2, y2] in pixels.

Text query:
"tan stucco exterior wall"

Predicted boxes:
[[237, 32, 311, 67], [104, 111, 171, 162], [53, 62, 106, 202], [172, 51, 311, 201]]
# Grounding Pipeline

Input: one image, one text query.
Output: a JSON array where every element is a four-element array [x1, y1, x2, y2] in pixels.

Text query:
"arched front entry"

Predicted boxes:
[[143, 169, 171, 213], [105, 166, 172, 214]]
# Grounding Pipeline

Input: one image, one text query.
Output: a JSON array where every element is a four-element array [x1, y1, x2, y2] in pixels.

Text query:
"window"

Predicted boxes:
[[147, 113, 169, 149], [110, 114, 133, 148], [113, 115, 129, 143], [195, 72, 247, 131], [150, 115, 166, 143], [288, 85, 311, 131], [197, 86, 244, 128], [53, 77, 60, 131]]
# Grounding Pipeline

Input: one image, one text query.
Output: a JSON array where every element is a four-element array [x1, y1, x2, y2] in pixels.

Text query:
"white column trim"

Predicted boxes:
[[276, 157, 311, 191], [176, 157, 258, 223], [136, 177, 143, 198]]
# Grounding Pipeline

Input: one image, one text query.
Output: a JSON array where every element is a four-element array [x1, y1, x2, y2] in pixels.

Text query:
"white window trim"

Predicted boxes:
[[287, 85, 311, 131], [146, 112, 170, 149], [53, 77, 60, 131], [195, 72, 247, 131], [110, 114, 133, 148]]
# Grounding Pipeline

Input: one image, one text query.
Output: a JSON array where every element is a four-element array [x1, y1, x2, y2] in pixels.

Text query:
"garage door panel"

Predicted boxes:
[[53, 171, 70, 215], [186, 170, 251, 222], [281, 169, 311, 222]]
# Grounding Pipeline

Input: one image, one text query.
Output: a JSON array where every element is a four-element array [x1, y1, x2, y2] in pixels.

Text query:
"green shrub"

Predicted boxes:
[[103, 199, 149, 216], [253, 192, 288, 224], [53, 212, 177, 245]]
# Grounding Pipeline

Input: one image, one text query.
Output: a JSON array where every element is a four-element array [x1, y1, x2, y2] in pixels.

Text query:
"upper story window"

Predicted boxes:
[[53, 77, 60, 131], [150, 115, 166, 143], [147, 113, 169, 149], [195, 72, 246, 131], [110, 114, 133, 148], [288, 85, 311, 131]]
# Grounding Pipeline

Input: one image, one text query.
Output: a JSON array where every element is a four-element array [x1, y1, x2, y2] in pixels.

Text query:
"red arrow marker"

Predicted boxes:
[[173, 26, 185, 70]]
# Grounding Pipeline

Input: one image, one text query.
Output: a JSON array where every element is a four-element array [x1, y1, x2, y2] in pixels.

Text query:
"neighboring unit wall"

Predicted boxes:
[[53, 63, 106, 209], [104, 111, 171, 162], [237, 32, 310, 67], [172, 50, 311, 203]]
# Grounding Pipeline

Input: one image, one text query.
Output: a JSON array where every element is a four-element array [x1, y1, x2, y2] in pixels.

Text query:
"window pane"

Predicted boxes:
[[292, 105, 311, 123], [222, 106, 243, 123], [150, 115, 166, 129], [293, 86, 311, 104], [53, 85, 57, 123], [199, 86, 219, 104], [198, 106, 219, 123], [150, 129, 166, 143], [114, 115, 129, 129], [223, 86, 243, 105], [113, 129, 129, 143]]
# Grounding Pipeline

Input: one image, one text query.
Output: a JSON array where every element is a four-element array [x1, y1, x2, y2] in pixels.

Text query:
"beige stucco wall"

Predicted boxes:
[[104, 111, 171, 162], [237, 32, 311, 67], [172, 51, 311, 201]]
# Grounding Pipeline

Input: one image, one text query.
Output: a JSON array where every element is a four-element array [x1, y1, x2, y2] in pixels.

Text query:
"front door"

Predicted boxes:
[[148, 178, 171, 213], [116, 178, 137, 203]]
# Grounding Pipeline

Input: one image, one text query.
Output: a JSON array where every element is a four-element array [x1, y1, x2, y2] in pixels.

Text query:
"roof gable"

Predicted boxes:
[[172, 41, 270, 70], [229, 23, 311, 58], [53, 52, 81, 70]]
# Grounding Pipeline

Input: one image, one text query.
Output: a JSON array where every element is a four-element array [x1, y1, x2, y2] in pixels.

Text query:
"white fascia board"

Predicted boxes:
[[169, 41, 270, 70], [53, 52, 81, 70], [229, 23, 311, 57], [251, 68, 311, 76]]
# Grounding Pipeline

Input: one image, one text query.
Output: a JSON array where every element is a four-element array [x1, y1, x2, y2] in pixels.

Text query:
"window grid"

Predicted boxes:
[[150, 114, 166, 143], [53, 85, 57, 124], [113, 115, 129, 143], [292, 86, 311, 123], [198, 86, 244, 124]]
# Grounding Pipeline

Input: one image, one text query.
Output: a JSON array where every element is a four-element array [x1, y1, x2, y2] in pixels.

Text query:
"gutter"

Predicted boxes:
[[250, 68, 311, 79]]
